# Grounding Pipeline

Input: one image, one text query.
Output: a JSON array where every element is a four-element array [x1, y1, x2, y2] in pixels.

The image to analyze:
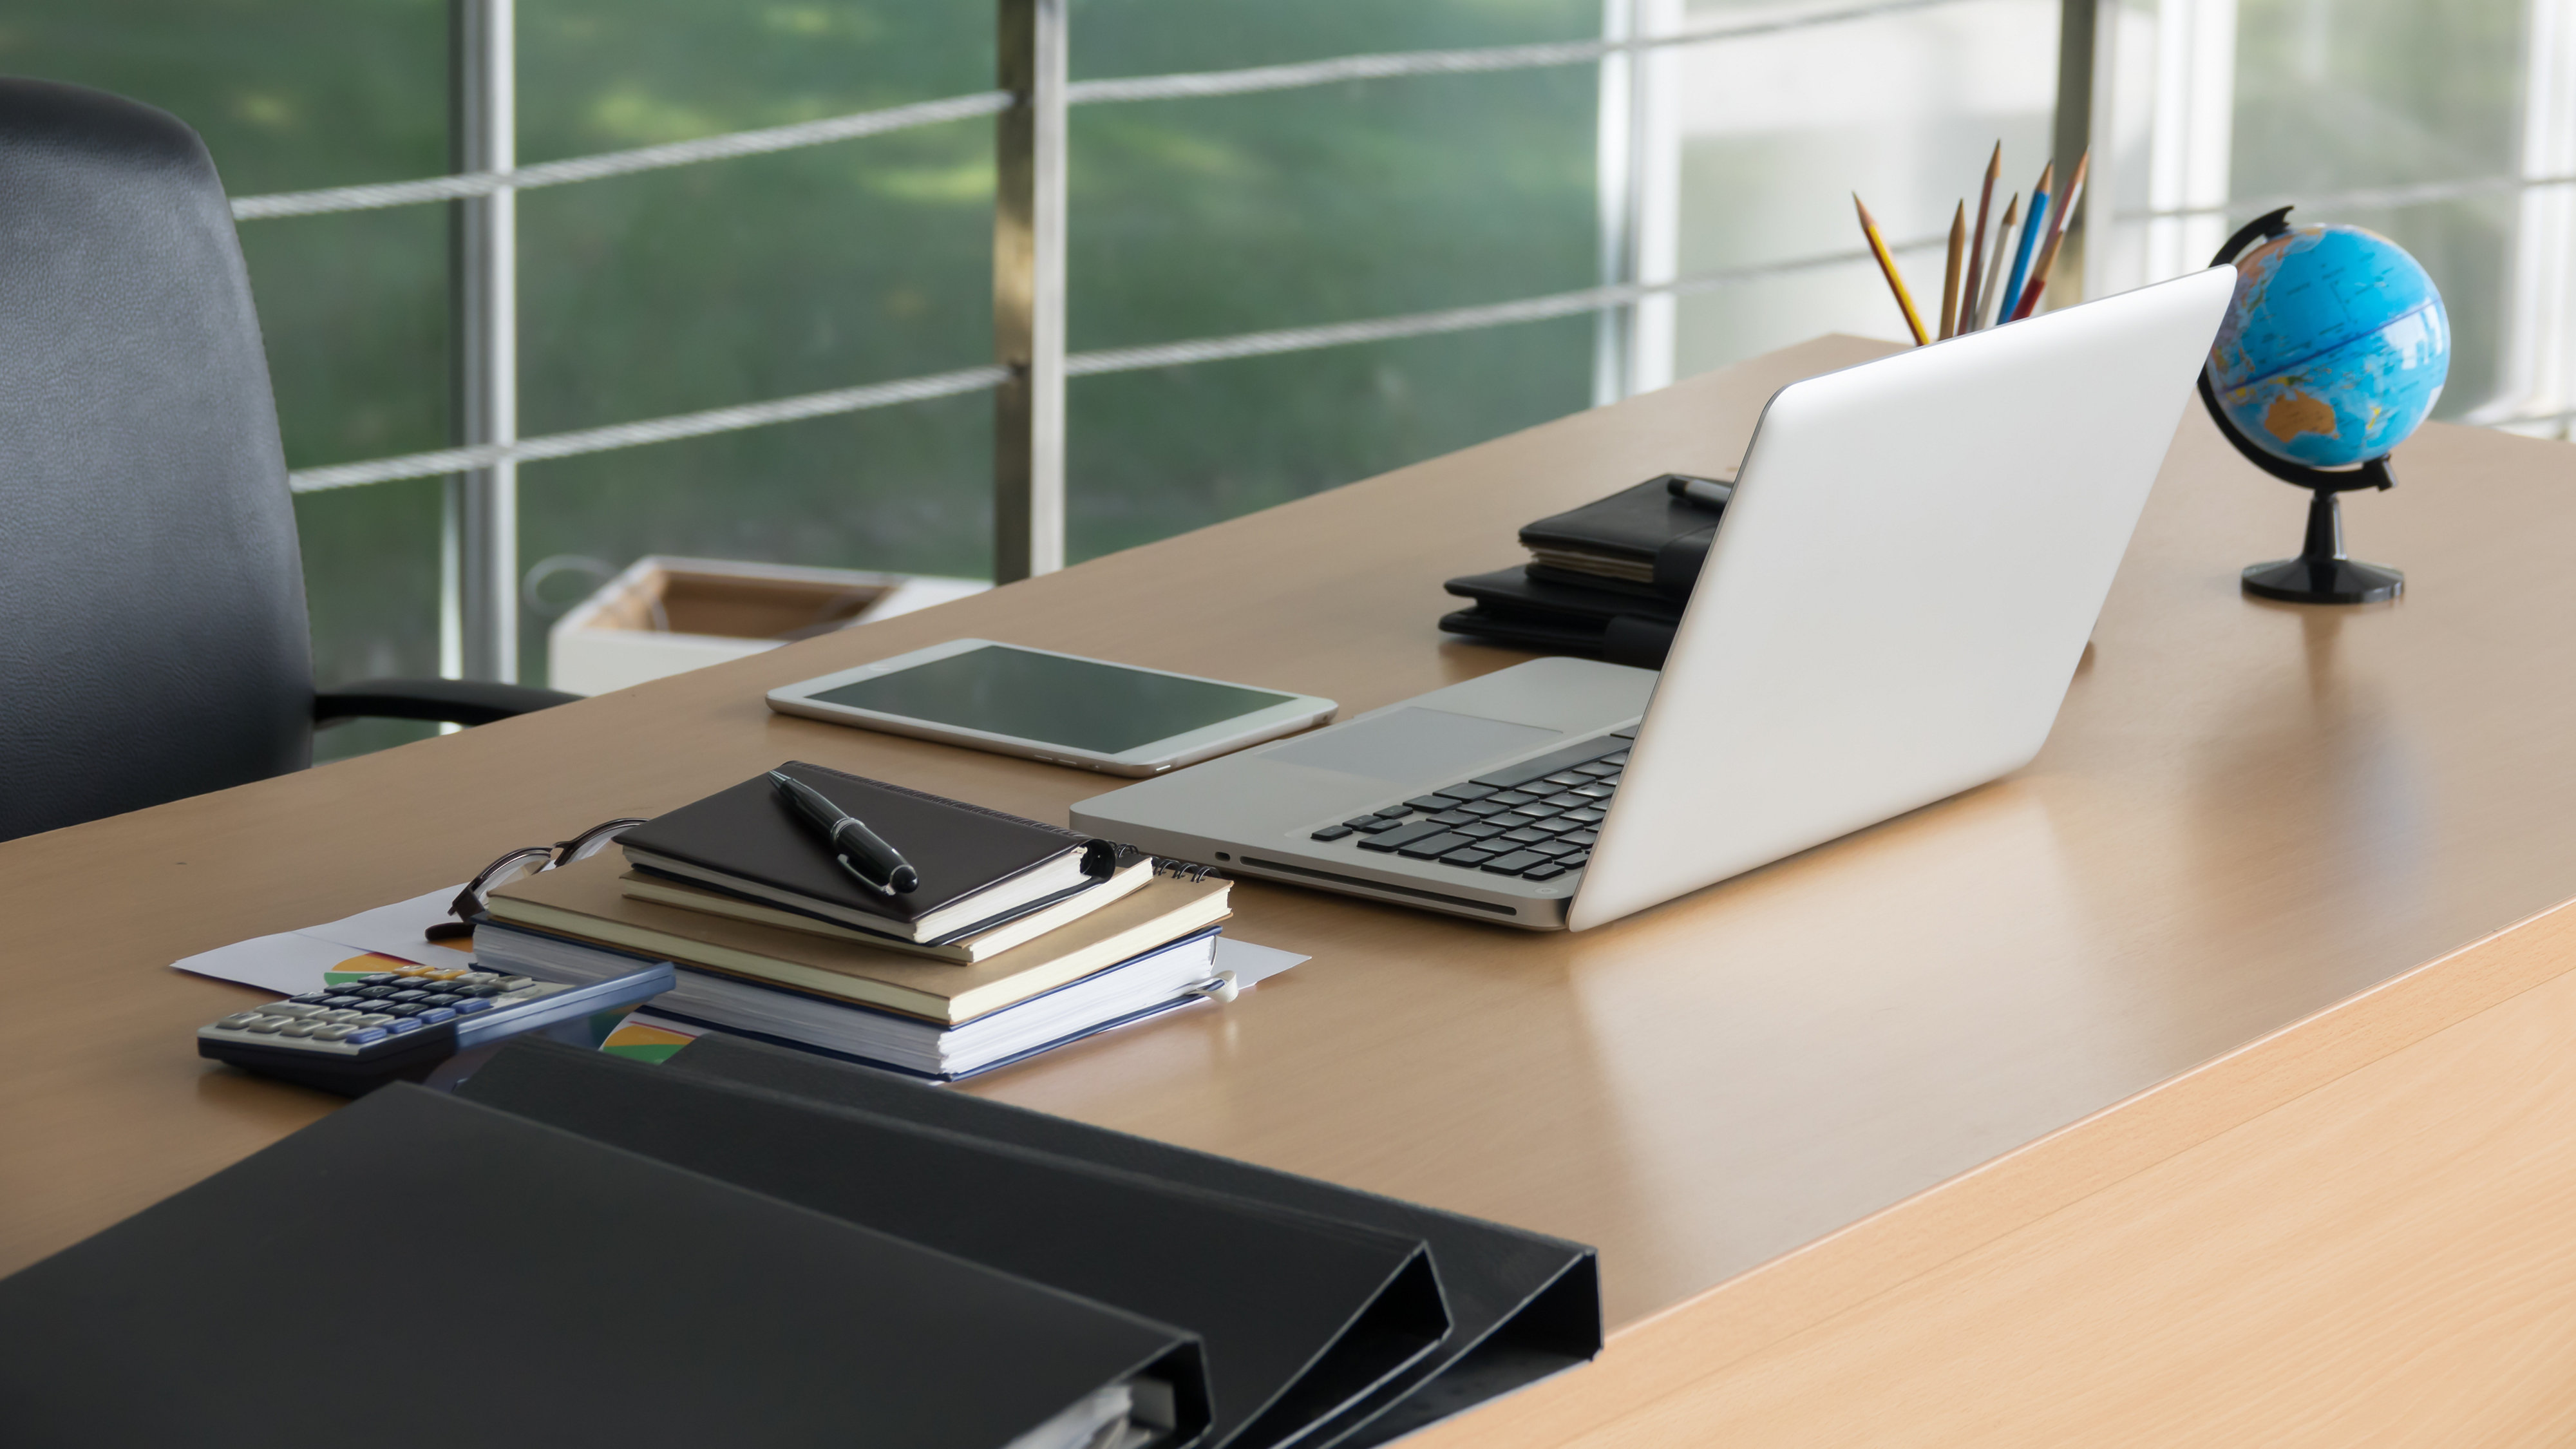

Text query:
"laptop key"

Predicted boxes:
[[1499, 828, 1551, 844], [1555, 852, 1590, 869], [1603, 750, 1629, 764], [1403, 795, 1453, 813], [1569, 783, 1614, 799], [1540, 792, 1591, 810], [1454, 822, 1508, 840], [1492, 811, 1546, 829], [1521, 862, 1570, 880], [1611, 726, 1638, 739], [1350, 816, 1412, 834], [1480, 851, 1546, 874], [1527, 840, 1580, 859], [1564, 808, 1605, 824], [1437, 848, 1500, 867], [1396, 832, 1476, 859], [1468, 737, 1627, 790], [1562, 830, 1599, 847], [1457, 800, 1512, 818], [1487, 790, 1542, 806], [1311, 825, 1354, 842], [1433, 782, 1497, 802], [1358, 822, 1447, 853], [1426, 810, 1476, 826], [1375, 806, 1414, 819], [1573, 761, 1618, 778]]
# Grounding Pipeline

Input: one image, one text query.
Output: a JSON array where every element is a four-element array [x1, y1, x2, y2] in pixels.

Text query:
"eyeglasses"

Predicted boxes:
[[424, 817, 647, 943]]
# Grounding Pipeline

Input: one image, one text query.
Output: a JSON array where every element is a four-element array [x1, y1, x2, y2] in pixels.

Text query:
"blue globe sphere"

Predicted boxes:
[[2207, 223, 2449, 469]]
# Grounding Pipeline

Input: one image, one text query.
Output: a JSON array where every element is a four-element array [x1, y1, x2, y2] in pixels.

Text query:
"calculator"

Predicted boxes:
[[197, 959, 675, 1096]]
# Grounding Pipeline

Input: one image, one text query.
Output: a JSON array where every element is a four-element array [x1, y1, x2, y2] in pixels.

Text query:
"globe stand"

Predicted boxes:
[[2201, 206, 2405, 606]]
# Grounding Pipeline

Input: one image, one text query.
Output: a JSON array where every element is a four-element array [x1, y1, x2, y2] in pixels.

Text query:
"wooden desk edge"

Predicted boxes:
[[1408, 889, 2576, 1448]]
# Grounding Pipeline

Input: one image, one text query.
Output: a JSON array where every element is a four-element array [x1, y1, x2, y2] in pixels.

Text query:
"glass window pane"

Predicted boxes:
[[1669, 0, 2064, 375], [514, 0, 994, 683], [1065, 0, 1600, 562]]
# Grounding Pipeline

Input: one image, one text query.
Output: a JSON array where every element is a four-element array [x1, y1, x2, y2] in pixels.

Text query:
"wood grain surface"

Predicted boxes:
[[6, 333, 2576, 1439]]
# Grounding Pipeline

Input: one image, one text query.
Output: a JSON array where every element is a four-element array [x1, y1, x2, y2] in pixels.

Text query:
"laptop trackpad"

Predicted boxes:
[[1261, 707, 1560, 782]]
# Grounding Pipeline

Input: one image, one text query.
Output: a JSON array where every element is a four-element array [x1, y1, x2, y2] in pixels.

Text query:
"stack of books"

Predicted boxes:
[[473, 761, 1236, 1079], [1437, 470, 1734, 667]]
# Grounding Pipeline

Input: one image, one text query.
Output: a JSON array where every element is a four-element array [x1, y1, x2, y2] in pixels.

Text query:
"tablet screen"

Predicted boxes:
[[810, 645, 1296, 754]]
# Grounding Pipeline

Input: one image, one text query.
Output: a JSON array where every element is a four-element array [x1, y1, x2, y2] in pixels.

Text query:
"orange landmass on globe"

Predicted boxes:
[[2263, 392, 2338, 442]]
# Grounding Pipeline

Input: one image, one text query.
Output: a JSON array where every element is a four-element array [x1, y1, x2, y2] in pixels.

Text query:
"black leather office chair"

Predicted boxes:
[[0, 78, 575, 843]]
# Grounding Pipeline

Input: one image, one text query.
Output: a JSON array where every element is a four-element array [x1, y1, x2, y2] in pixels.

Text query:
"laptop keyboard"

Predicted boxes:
[[1305, 726, 1636, 882]]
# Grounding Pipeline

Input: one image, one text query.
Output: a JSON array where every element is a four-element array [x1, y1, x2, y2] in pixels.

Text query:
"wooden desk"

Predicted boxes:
[[10, 336, 2576, 1443]]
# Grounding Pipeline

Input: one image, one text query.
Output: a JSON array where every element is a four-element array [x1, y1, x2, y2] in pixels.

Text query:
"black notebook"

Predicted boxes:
[[0, 1085, 1211, 1449], [621, 761, 1106, 944], [1439, 567, 1680, 668], [462, 1041, 1452, 1449], [661, 1032, 1603, 1449], [1517, 471, 1731, 601]]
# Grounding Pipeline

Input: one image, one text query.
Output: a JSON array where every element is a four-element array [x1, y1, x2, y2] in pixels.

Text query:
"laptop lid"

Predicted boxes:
[[1569, 267, 2237, 931]]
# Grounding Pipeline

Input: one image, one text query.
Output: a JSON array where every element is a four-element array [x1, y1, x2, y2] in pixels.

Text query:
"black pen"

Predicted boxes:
[[768, 770, 920, 895]]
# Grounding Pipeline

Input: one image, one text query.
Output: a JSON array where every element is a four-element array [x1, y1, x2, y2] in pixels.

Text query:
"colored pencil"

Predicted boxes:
[[1957, 142, 2000, 334], [1937, 202, 1966, 341], [1853, 193, 1929, 346], [1973, 192, 2019, 330], [2009, 149, 2088, 321], [1998, 161, 2054, 324]]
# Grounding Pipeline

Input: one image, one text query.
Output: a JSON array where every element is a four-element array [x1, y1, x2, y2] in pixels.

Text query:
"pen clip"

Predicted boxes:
[[837, 853, 905, 896]]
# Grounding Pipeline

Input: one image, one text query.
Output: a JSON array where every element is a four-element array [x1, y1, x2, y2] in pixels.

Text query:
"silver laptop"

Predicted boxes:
[[1072, 268, 2237, 931]]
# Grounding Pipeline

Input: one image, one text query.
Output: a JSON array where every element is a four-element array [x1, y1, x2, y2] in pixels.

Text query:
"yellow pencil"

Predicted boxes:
[[1937, 201, 1966, 341], [1853, 193, 1929, 346]]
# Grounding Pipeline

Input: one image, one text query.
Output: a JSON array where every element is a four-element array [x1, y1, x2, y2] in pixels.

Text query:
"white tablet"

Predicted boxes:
[[766, 639, 1338, 776]]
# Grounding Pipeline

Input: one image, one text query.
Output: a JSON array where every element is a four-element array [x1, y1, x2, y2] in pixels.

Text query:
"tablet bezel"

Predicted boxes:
[[764, 639, 1338, 776]]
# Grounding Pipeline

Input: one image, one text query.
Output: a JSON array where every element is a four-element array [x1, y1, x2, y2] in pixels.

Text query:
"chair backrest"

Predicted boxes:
[[0, 79, 314, 842]]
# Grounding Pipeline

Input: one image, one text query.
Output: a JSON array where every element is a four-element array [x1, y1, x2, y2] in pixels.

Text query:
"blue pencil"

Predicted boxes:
[[1997, 161, 2054, 324]]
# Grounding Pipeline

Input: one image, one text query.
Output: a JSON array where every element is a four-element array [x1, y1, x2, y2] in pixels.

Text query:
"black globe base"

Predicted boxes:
[[2237, 483, 2401, 605], [2241, 555, 2401, 604]]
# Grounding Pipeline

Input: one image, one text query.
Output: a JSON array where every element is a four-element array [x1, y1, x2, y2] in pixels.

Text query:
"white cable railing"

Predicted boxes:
[[229, 0, 1953, 223], [2116, 171, 2576, 223], [285, 234, 1935, 493]]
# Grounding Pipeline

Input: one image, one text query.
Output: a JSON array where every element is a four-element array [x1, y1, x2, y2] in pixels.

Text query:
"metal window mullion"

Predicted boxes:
[[994, 0, 1068, 583], [450, 0, 518, 683]]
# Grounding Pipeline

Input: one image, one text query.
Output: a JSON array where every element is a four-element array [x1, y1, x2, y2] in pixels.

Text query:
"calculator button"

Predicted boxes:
[[352, 1014, 395, 1027], [497, 978, 535, 990], [457, 972, 499, 985], [416, 1008, 456, 1025], [216, 1012, 264, 1028], [310, 1025, 355, 1041], [456, 984, 504, 998], [244, 1017, 290, 1034], [421, 993, 462, 1007], [386, 990, 428, 1003], [320, 996, 365, 1009], [381, 1018, 423, 1035], [452, 999, 494, 1015], [279, 1021, 322, 1037], [273, 1003, 324, 1018], [355, 973, 399, 985], [345, 1028, 388, 1045], [375, 1003, 421, 1018], [287, 992, 334, 1005]]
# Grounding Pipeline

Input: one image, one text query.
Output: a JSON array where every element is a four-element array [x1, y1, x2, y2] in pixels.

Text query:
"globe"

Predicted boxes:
[[2206, 223, 2449, 470]]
